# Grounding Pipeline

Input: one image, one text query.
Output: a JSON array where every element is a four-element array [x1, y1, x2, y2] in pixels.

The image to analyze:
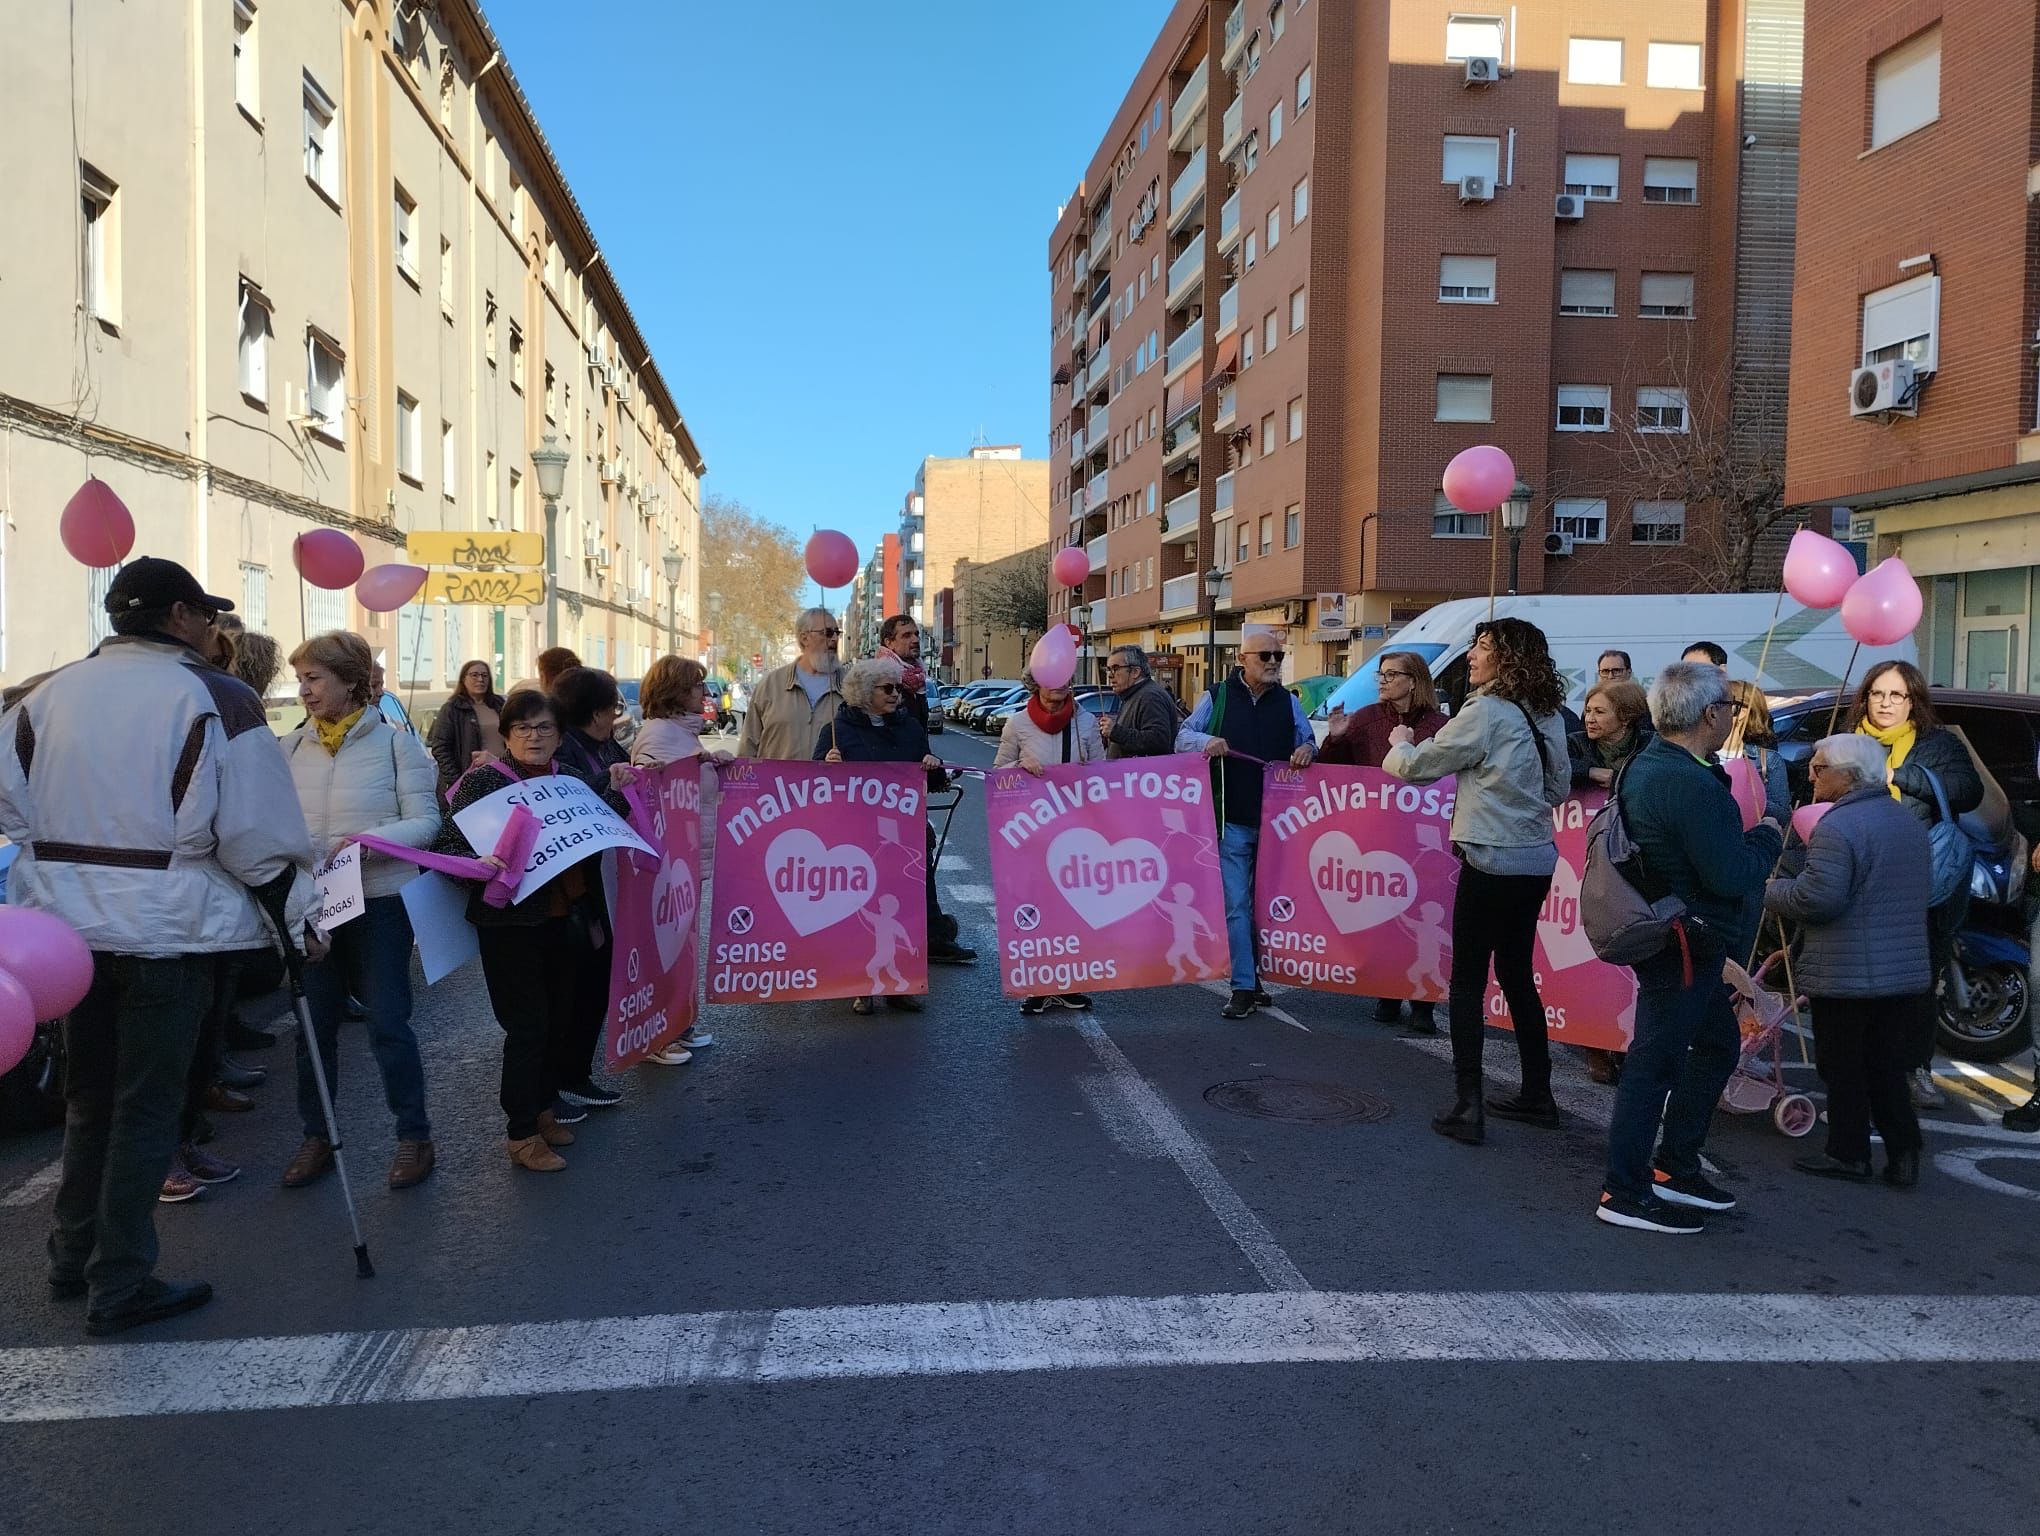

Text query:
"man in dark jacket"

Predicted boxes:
[[1596, 662, 1782, 1235], [1101, 646, 1179, 759], [877, 615, 975, 965]]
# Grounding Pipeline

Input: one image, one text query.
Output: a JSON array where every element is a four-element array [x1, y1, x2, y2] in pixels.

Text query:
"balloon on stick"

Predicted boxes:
[[0, 907, 94, 1024], [804, 530, 859, 590], [1441, 445, 1516, 514], [1782, 528, 1858, 610], [295, 529, 366, 590], [1028, 628, 1077, 690], [0, 970, 35, 1078], [59, 478, 137, 569], [1840, 557, 1923, 647], [355, 563, 428, 613], [1050, 546, 1091, 589]]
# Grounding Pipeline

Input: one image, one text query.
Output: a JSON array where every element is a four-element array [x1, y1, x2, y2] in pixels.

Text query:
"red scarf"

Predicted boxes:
[[900, 663, 925, 694], [1027, 694, 1075, 734]]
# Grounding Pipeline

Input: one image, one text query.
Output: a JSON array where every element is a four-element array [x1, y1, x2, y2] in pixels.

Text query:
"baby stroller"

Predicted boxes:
[[1720, 955, 1819, 1137]]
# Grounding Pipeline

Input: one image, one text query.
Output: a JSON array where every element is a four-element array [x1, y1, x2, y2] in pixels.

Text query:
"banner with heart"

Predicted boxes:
[[604, 760, 705, 1069], [982, 753, 1227, 998], [707, 760, 928, 1004], [1254, 765, 1637, 1050]]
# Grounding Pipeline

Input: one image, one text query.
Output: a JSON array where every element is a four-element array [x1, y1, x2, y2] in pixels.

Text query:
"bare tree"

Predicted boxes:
[[964, 545, 1051, 634], [699, 494, 808, 675]]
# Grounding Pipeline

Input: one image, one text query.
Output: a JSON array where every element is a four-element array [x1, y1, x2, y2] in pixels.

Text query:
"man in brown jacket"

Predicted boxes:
[[1100, 646, 1180, 759], [738, 608, 844, 762]]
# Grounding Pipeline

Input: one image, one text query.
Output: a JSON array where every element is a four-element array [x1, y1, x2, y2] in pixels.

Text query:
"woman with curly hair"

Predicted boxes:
[[1383, 618, 1572, 1143]]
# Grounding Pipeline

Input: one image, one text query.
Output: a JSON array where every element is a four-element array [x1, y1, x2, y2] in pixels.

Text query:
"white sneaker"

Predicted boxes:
[[679, 1026, 715, 1049], [1910, 1067, 1946, 1109], [642, 1044, 694, 1067]]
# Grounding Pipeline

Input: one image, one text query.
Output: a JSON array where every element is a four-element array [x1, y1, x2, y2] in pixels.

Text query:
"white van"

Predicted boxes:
[[1313, 594, 1917, 730]]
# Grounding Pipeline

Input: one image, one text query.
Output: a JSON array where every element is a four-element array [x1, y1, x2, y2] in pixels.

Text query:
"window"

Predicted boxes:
[[1296, 65, 1311, 112], [508, 172, 524, 239], [302, 73, 339, 201], [306, 328, 346, 440], [1642, 158, 1699, 204], [233, 0, 259, 116], [1647, 42, 1703, 90], [1287, 397, 1304, 442], [1261, 412, 1277, 454], [481, 130, 497, 203], [1443, 135, 1501, 184], [1553, 497, 1608, 543], [441, 420, 457, 499], [1871, 26, 1940, 149], [86, 567, 116, 648], [236, 277, 271, 402], [1438, 254, 1496, 302], [396, 391, 421, 480], [483, 291, 497, 364], [1270, 1, 1285, 41], [1562, 153, 1619, 200], [1446, 14, 1505, 61], [1433, 491, 1488, 539], [1558, 268, 1617, 317], [1263, 310, 1278, 354], [1284, 504, 1301, 548], [1292, 175, 1309, 223], [1238, 521, 1252, 561], [508, 467, 524, 531], [1244, 231, 1257, 269], [394, 185, 418, 281], [1289, 286, 1306, 333], [1640, 271, 1695, 318], [485, 451, 499, 525], [1568, 37, 1622, 85], [80, 165, 120, 327], [1245, 35, 1262, 79], [1244, 130, 1259, 174], [305, 586, 345, 635], [1632, 500, 1686, 544], [1265, 207, 1280, 249], [1556, 384, 1611, 431], [1242, 326, 1254, 368], [1259, 515, 1274, 556], [1636, 386, 1689, 433], [1436, 374, 1493, 422], [439, 237, 454, 319], [396, 603, 438, 687], [1861, 273, 1940, 370], [1270, 101, 1284, 146], [239, 563, 269, 632]]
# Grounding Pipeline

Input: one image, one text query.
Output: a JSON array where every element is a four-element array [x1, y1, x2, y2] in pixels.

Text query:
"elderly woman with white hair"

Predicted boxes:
[[1765, 733, 1933, 1187]]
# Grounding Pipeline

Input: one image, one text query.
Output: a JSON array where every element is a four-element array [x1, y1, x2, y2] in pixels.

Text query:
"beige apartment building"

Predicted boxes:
[[0, 0, 703, 703], [893, 446, 1049, 682]]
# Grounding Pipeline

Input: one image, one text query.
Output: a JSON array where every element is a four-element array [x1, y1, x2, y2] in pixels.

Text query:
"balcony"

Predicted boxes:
[[1073, 248, 1089, 286], [1069, 487, 1087, 521], [1169, 147, 1207, 229], [1216, 281, 1239, 339], [1220, 96, 1243, 162], [1085, 341, 1111, 394], [1088, 219, 1112, 268], [1161, 572, 1201, 615], [1085, 275, 1112, 324], [1069, 425, 1086, 461], [1165, 316, 1204, 380], [1085, 468, 1110, 506], [1162, 489, 1201, 544], [1221, 1, 1246, 69], [1214, 470, 1236, 519], [1166, 241, 1204, 309], [1214, 383, 1237, 431], [906, 566, 924, 593], [1170, 67, 1208, 150], [1085, 532, 1109, 573], [1087, 400, 1110, 445], [1163, 406, 1200, 466], [1216, 189, 1241, 255]]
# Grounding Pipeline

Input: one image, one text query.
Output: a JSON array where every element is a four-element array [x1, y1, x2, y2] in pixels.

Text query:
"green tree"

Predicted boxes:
[[700, 494, 807, 676]]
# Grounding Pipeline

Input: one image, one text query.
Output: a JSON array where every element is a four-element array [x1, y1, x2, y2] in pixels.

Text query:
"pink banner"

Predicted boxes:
[[982, 754, 1229, 998], [1254, 765, 1637, 1051], [706, 761, 928, 1004], [602, 761, 703, 1070]]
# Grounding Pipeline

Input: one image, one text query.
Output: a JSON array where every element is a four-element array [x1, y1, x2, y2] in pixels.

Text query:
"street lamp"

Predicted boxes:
[[662, 551, 684, 654], [1502, 478, 1533, 597], [1202, 566, 1224, 697], [529, 433, 571, 648], [706, 589, 723, 677]]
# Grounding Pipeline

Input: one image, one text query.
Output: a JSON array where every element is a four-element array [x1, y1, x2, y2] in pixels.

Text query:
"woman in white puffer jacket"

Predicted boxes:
[[279, 631, 442, 1192]]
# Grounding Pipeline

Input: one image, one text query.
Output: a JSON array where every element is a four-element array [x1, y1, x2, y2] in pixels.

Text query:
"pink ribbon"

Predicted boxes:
[[352, 803, 541, 908]]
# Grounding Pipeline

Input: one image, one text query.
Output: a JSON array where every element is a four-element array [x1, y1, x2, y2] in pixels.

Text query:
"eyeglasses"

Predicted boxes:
[[1106, 663, 1138, 674], [1380, 670, 1413, 682], [1809, 760, 1833, 775], [508, 722, 559, 739], [805, 628, 841, 641], [1598, 667, 1629, 679], [1249, 650, 1285, 663], [872, 682, 901, 695], [1868, 688, 1911, 703]]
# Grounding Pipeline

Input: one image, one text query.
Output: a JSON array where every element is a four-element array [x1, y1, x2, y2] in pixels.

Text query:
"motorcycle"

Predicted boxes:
[[1939, 791, 2034, 1063]]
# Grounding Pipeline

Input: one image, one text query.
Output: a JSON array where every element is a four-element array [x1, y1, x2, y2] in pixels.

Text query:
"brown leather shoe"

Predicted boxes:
[[535, 1110, 575, 1147], [506, 1135, 566, 1171], [203, 1082, 257, 1114], [388, 1139, 436, 1189], [282, 1136, 334, 1188]]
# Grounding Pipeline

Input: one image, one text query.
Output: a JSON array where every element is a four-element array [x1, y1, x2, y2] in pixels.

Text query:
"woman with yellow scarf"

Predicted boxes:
[[1849, 661, 1983, 1108]]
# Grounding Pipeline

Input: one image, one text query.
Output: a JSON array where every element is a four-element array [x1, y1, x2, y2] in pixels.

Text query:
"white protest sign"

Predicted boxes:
[[452, 770, 654, 904], [313, 844, 365, 931], [400, 872, 480, 984]]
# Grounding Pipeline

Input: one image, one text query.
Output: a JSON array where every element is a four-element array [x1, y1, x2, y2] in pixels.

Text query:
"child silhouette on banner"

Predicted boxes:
[[1397, 901, 1450, 1000], [858, 893, 917, 994], [1151, 881, 1219, 983]]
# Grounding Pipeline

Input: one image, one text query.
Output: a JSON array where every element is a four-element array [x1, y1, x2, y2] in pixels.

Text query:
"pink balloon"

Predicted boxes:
[[356, 563, 427, 613], [805, 530, 859, 589], [0, 969, 33, 1077], [1029, 628, 1077, 690], [1723, 756, 1766, 831], [1051, 546, 1091, 589], [1782, 528, 1857, 610], [0, 907, 94, 1023], [295, 529, 366, 591], [59, 478, 137, 569], [1441, 445, 1516, 515], [1791, 800, 1834, 845], [1840, 556, 1923, 647]]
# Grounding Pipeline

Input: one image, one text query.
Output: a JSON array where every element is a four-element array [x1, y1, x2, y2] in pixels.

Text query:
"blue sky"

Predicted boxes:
[[486, 0, 1173, 561]]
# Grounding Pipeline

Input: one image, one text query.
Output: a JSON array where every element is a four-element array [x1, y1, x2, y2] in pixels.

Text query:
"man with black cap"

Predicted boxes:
[[0, 556, 320, 1334]]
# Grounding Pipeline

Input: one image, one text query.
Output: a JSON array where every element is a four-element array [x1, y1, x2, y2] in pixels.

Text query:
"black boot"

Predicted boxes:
[[1432, 1085, 1485, 1145], [2005, 1095, 2040, 1133], [1486, 1090, 1562, 1129], [1882, 1148, 1921, 1188], [1401, 1001, 1438, 1037]]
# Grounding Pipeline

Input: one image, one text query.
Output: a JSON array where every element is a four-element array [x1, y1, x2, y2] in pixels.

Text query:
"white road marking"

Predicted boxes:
[[1, 1160, 62, 1209], [1933, 1145, 2040, 1204], [936, 855, 972, 873], [1197, 979, 1310, 1032], [1071, 1015, 1309, 1292], [945, 884, 996, 907], [5, 1288, 2036, 1424], [1074, 1072, 1166, 1159]]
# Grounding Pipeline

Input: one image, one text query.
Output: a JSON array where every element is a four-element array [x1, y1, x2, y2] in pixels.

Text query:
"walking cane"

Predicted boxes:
[[252, 870, 375, 1279]]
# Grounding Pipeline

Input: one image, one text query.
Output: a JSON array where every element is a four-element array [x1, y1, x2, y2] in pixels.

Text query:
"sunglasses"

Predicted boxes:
[[806, 628, 841, 640], [1249, 650, 1285, 663], [873, 682, 902, 695]]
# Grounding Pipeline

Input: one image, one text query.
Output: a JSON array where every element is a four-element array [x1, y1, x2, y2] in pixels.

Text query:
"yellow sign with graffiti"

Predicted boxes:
[[404, 531, 545, 569], [423, 570, 546, 607]]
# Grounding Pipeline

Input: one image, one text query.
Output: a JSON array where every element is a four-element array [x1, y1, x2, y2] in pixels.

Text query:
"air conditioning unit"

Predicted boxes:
[[1554, 194, 1584, 221], [1459, 174, 1493, 204], [595, 548, 611, 570], [1464, 56, 1501, 86], [616, 377, 633, 405], [1543, 531, 1576, 558], [602, 361, 619, 393], [598, 458, 618, 485], [583, 531, 601, 558], [1851, 358, 1919, 418]]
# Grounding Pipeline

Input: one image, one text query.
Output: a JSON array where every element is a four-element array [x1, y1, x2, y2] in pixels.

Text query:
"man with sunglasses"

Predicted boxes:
[[1176, 625, 1316, 1019], [738, 606, 846, 763]]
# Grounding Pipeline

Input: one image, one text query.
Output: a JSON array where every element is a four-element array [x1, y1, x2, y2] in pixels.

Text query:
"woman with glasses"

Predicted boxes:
[[817, 657, 944, 1016], [1849, 660, 1983, 1109], [1382, 618, 1571, 1143], [428, 659, 507, 798], [551, 666, 630, 784], [436, 689, 638, 1170], [1568, 679, 1652, 792]]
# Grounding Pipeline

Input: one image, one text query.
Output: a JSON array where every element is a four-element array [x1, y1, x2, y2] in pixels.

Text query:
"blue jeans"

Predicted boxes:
[[299, 895, 430, 1142], [1220, 821, 1260, 992], [1603, 948, 1739, 1199]]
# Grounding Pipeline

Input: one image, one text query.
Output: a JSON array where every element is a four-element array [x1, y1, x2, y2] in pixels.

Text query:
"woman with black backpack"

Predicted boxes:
[[1382, 618, 1572, 1144]]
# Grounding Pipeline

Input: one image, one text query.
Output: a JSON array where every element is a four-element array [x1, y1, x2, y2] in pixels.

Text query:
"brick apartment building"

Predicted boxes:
[[847, 532, 902, 658], [1786, 1, 2040, 692], [891, 446, 1049, 682], [1048, 0, 1802, 695]]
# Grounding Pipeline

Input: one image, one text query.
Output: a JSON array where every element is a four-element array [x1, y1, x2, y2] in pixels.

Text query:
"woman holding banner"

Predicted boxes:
[[280, 631, 441, 1191], [1383, 618, 1571, 1144], [627, 655, 721, 1063], [552, 667, 631, 783], [436, 689, 636, 1170]]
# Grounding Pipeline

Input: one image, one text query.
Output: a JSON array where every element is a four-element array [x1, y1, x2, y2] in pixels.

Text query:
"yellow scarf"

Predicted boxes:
[[1857, 717, 1916, 800], [315, 707, 366, 757]]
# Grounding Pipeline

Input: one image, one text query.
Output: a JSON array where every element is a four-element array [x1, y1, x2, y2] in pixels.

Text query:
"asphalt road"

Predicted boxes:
[[1, 724, 2038, 1535]]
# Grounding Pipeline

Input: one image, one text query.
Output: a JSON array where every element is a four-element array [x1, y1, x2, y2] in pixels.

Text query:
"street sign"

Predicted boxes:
[[404, 531, 545, 568], [423, 570, 545, 606]]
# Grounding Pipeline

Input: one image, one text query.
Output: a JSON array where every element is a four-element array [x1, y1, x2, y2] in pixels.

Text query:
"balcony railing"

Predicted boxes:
[[1167, 241, 1203, 305], [1170, 68, 1208, 148], [1216, 281, 1239, 338], [1222, 2, 1246, 68], [1085, 468, 1110, 506], [1163, 406, 1201, 461], [1085, 532, 1108, 573], [1088, 400, 1110, 444], [1086, 276, 1112, 321], [1220, 96, 1243, 161], [1163, 490, 1201, 542], [1214, 384, 1237, 431], [1070, 487, 1087, 520], [1165, 316, 1204, 377], [1215, 470, 1236, 518], [1217, 189, 1241, 253], [1085, 341, 1111, 392], [1088, 219, 1112, 267], [1161, 572, 1200, 614], [1069, 426, 1086, 460], [1169, 147, 1208, 225]]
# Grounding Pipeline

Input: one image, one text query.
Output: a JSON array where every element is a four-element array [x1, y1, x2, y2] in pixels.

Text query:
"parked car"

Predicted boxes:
[[973, 688, 1030, 731], [953, 682, 1023, 728]]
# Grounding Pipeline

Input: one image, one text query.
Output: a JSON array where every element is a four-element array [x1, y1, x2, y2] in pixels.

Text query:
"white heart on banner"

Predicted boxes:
[[1308, 831, 1417, 935], [1537, 856, 1598, 971], [651, 856, 697, 974], [1045, 827, 1168, 930], [764, 828, 877, 937]]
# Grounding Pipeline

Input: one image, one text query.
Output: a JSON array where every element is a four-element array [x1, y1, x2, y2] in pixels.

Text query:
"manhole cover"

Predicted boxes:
[[1203, 1077, 1392, 1125]]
